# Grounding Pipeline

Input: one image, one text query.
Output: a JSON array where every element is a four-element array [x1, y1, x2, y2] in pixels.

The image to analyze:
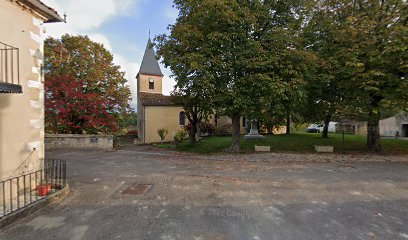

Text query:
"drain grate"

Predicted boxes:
[[121, 184, 152, 195]]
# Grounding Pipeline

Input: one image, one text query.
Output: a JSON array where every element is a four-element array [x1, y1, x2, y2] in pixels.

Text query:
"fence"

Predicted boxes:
[[0, 160, 67, 218], [0, 41, 21, 93], [0, 42, 19, 84]]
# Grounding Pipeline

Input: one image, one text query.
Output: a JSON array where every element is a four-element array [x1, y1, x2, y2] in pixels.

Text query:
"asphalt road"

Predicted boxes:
[[1, 147, 408, 240]]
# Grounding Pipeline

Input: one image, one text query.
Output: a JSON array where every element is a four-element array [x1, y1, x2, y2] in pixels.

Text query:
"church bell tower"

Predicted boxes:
[[136, 38, 164, 94], [136, 38, 164, 142]]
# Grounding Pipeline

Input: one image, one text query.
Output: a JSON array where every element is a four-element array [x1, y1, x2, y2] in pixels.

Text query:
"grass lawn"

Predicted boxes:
[[155, 133, 408, 154]]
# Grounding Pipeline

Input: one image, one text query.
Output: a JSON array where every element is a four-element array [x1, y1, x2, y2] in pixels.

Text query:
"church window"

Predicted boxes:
[[149, 78, 154, 90], [179, 111, 186, 126]]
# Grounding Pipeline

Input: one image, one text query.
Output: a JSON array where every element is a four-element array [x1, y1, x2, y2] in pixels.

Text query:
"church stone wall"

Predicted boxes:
[[138, 74, 163, 94], [144, 106, 187, 143]]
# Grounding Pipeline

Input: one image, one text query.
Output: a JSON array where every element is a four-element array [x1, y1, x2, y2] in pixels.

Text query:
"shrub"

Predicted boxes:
[[214, 124, 233, 136], [157, 128, 169, 143], [127, 130, 138, 136], [184, 122, 216, 136], [117, 128, 128, 136], [200, 122, 215, 136], [174, 129, 188, 145]]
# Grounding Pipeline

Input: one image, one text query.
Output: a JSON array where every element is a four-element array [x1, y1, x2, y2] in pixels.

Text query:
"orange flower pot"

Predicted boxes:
[[47, 183, 52, 192], [37, 185, 49, 196]]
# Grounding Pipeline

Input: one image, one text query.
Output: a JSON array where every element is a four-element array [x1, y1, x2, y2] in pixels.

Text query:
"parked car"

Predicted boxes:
[[307, 122, 337, 133], [307, 124, 323, 133]]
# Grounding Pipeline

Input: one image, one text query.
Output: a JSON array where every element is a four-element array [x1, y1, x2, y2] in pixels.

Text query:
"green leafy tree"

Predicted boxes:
[[302, 0, 407, 149], [301, 3, 353, 138], [156, 21, 214, 144], [118, 112, 138, 128], [157, 0, 306, 152], [323, 0, 408, 151]]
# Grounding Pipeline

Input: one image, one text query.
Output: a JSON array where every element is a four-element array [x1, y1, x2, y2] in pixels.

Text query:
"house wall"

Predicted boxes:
[[343, 115, 408, 137], [355, 123, 367, 136], [379, 116, 397, 137], [143, 106, 187, 143], [0, 1, 46, 180], [396, 114, 408, 137]]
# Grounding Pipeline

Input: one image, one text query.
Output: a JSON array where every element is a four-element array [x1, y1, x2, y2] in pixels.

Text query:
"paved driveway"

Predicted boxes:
[[1, 147, 408, 240]]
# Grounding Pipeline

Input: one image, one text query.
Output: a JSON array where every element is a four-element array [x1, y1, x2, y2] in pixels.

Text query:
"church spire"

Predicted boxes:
[[138, 37, 163, 77]]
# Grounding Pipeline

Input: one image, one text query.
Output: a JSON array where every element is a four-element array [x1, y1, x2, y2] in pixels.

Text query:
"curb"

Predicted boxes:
[[0, 184, 70, 230]]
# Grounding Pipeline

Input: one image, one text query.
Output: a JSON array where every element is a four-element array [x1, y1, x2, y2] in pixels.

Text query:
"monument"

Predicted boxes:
[[244, 120, 265, 140]]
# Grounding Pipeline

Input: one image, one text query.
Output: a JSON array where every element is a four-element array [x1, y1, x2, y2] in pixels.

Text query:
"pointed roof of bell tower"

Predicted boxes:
[[138, 38, 163, 77]]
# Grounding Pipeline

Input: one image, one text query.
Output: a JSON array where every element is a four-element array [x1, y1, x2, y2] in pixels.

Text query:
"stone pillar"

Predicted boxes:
[[249, 120, 259, 135]]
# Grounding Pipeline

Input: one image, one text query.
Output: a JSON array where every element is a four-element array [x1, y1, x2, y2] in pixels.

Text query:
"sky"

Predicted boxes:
[[42, 0, 179, 109]]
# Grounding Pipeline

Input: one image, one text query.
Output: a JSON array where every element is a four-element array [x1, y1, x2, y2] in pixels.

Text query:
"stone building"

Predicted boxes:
[[0, 0, 63, 180], [336, 114, 408, 137], [379, 114, 408, 137]]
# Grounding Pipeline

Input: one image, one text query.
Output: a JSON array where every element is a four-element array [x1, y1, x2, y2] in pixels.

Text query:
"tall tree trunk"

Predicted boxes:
[[322, 114, 331, 138], [230, 112, 241, 153], [189, 122, 197, 145], [286, 112, 291, 135], [367, 108, 383, 152]]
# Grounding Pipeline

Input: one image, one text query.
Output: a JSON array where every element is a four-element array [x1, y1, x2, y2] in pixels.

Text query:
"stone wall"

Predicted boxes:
[[45, 135, 113, 151]]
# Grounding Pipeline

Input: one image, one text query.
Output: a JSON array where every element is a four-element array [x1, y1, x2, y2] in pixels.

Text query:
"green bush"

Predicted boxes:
[[214, 123, 232, 136], [184, 122, 216, 136], [157, 128, 169, 143], [117, 128, 128, 136], [174, 129, 188, 145]]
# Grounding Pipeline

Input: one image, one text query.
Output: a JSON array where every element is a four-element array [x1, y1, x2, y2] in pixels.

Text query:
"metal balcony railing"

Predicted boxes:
[[0, 160, 67, 219], [0, 42, 21, 93]]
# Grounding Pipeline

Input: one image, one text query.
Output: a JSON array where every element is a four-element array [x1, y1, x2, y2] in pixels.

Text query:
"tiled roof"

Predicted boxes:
[[138, 39, 163, 77], [16, 0, 64, 23], [139, 92, 177, 106]]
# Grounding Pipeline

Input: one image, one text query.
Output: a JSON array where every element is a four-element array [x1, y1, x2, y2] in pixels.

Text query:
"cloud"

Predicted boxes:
[[43, 0, 139, 33], [162, 66, 175, 95], [164, 5, 178, 22], [114, 55, 140, 108], [41, 0, 176, 110], [87, 34, 113, 51]]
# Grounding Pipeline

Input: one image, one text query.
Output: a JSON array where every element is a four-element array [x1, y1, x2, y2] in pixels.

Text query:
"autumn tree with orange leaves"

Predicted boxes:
[[44, 35, 132, 134]]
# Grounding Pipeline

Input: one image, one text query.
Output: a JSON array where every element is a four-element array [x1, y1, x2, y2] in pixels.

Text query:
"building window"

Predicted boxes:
[[179, 111, 186, 126], [0, 42, 22, 93], [149, 78, 154, 90], [242, 117, 246, 127]]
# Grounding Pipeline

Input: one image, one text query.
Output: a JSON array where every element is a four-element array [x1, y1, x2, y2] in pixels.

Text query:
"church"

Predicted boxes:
[[136, 38, 248, 144]]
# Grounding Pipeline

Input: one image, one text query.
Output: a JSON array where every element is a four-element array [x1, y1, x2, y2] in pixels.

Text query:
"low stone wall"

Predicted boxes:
[[45, 134, 113, 151]]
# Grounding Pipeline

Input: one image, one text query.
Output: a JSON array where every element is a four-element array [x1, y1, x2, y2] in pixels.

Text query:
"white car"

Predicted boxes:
[[307, 122, 337, 133], [307, 124, 322, 133]]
